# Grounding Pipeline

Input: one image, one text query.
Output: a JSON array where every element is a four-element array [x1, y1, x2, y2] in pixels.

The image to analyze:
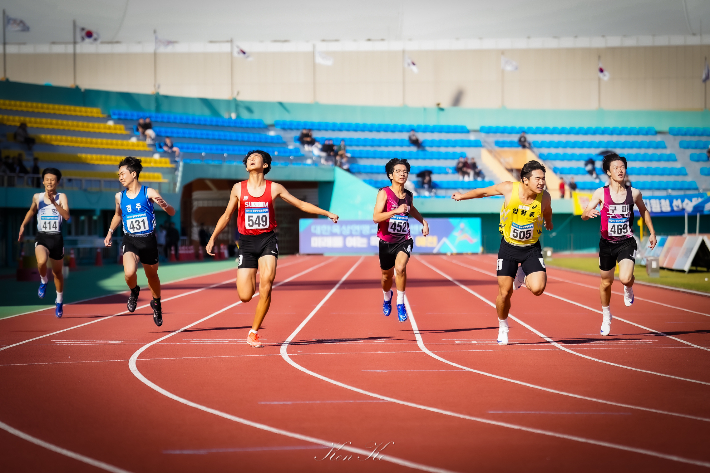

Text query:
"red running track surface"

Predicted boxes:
[[0, 255, 708, 472]]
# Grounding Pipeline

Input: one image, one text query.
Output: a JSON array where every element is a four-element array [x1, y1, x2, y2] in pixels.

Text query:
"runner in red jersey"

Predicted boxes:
[[207, 150, 338, 348], [373, 158, 429, 322]]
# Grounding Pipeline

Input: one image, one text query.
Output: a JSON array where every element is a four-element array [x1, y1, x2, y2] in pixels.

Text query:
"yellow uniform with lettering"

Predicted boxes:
[[499, 182, 544, 246]]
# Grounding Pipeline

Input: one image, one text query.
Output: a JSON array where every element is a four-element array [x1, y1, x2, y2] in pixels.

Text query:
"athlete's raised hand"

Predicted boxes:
[[327, 212, 339, 223], [451, 192, 463, 201]]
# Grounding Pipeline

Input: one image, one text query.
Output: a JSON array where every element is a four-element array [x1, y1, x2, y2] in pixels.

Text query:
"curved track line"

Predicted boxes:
[[448, 258, 710, 352], [128, 258, 457, 473], [0, 420, 131, 473], [422, 258, 710, 385], [465, 255, 710, 317], [278, 259, 710, 468]]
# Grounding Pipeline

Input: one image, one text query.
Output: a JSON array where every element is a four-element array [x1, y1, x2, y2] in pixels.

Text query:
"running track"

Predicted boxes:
[[0, 255, 708, 472]]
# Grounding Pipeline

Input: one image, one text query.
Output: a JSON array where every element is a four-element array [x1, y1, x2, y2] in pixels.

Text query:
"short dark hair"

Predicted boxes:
[[243, 149, 272, 175], [385, 158, 410, 182], [42, 167, 62, 181], [118, 156, 143, 179], [601, 152, 627, 173], [520, 160, 546, 182]]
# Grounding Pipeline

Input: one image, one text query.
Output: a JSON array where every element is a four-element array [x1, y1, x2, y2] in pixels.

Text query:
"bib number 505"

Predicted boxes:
[[511, 227, 532, 241]]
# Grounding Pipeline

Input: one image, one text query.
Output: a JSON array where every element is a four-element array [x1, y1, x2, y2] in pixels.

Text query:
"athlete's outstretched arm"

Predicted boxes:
[[206, 183, 240, 255], [409, 204, 430, 236], [542, 191, 554, 231], [273, 183, 338, 223], [373, 188, 409, 223], [17, 194, 38, 241], [580, 188, 604, 220], [452, 181, 511, 201], [104, 193, 123, 247], [633, 189, 657, 249], [147, 188, 176, 216]]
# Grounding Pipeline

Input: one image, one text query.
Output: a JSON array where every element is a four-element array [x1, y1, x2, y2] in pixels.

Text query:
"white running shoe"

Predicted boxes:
[[600, 314, 612, 336], [512, 266, 526, 291], [624, 285, 634, 307], [497, 320, 509, 345]]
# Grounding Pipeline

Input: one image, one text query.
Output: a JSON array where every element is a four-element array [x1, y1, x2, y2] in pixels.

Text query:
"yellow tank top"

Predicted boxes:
[[499, 182, 544, 246]]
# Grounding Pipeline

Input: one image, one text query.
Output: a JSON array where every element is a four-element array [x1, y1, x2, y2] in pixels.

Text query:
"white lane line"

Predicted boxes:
[[278, 260, 710, 468], [129, 258, 458, 473], [487, 411, 631, 415], [424, 258, 710, 385], [0, 257, 309, 353], [465, 255, 710, 317], [0, 419, 131, 473], [164, 445, 329, 454], [447, 258, 710, 353]]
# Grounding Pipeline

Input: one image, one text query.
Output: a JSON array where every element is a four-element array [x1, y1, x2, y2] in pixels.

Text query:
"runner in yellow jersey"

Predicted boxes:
[[452, 160, 553, 345]]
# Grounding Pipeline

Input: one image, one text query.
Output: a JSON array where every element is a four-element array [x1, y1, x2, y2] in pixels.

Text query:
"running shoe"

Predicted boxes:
[[512, 266, 526, 291], [396, 303, 408, 322], [623, 285, 634, 307], [55, 302, 63, 318], [247, 331, 263, 348], [150, 299, 163, 327], [497, 320, 509, 345], [600, 314, 612, 336], [383, 290, 393, 316], [38, 281, 47, 299], [127, 286, 140, 313]]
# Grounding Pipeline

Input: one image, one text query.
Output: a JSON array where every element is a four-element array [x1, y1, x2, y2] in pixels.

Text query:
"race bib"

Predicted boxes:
[[127, 214, 150, 233], [245, 207, 269, 230], [388, 214, 409, 235], [40, 215, 59, 232], [510, 222, 533, 242], [608, 217, 629, 237]]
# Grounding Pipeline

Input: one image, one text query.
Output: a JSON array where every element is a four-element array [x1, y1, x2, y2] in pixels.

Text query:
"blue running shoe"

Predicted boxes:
[[55, 302, 63, 318], [38, 281, 47, 299], [382, 290, 393, 316], [397, 303, 408, 322]]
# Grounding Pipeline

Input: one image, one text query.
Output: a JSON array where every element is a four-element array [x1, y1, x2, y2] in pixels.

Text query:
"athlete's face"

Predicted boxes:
[[118, 166, 136, 187], [246, 153, 268, 173], [43, 174, 59, 193], [607, 160, 626, 182], [523, 169, 546, 193], [389, 164, 409, 184]]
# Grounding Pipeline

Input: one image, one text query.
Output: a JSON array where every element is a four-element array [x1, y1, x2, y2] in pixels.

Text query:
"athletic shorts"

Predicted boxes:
[[496, 238, 546, 278], [379, 238, 413, 270], [35, 232, 64, 261], [122, 232, 159, 265], [238, 231, 278, 269], [599, 237, 637, 272]]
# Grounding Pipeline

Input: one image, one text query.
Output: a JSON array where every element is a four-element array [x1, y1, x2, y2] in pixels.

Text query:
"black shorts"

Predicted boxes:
[[238, 231, 278, 269], [379, 238, 413, 270], [496, 238, 546, 278], [35, 232, 64, 261], [122, 232, 159, 265], [599, 237, 637, 271]]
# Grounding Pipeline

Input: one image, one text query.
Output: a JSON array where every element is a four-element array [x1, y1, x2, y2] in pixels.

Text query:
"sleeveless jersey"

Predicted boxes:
[[377, 187, 413, 243], [120, 185, 156, 235], [36, 192, 64, 234], [601, 185, 634, 242], [237, 180, 277, 235], [499, 182, 544, 246]]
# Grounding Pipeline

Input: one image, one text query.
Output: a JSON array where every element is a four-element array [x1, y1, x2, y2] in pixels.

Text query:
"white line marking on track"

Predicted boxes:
[[164, 445, 329, 454], [428, 258, 710, 384], [0, 419, 131, 473], [488, 411, 632, 415], [277, 258, 710, 467]]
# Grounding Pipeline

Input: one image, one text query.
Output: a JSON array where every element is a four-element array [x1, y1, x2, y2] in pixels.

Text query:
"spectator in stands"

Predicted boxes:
[[322, 139, 336, 158], [338, 155, 351, 172], [14, 123, 35, 151], [585, 157, 599, 180], [12, 155, 29, 175], [568, 177, 577, 193], [198, 223, 209, 250], [559, 178, 566, 199], [156, 224, 167, 261], [31, 156, 41, 187], [517, 131, 531, 150], [1, 155, 12, 174], [409, 129, 424, 150], [311, 140, 325, 162], [143, 118, 156, 144], [160, 137, 181, 160], [137, 118, 146, 137], [416, 169, 433, 195], [335, 140, 349, 165], [468, 157, 484, 180], [456, 156, 473, 180], [167, 221, 180, 261], [298, 129, 315, 149], [706, 145, 710, 161]]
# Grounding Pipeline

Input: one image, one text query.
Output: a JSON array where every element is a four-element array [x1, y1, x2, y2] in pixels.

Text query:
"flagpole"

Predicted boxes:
[[153, 29, 157, 94], [3, 10, 7, 80], [72, 20, 77, 86], [312, 43, 316, 103], [230, 38, 234, 99]]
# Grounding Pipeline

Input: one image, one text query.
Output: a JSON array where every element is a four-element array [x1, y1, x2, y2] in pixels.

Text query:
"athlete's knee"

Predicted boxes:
[[498, 286, 513, 300], [619, 274, 633, 286], [238, 292, 253, 303], [258, 280, 273, 295], [529, 285, 545, 296]]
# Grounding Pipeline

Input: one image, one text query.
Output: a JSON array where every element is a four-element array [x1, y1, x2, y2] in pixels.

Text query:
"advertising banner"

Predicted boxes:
[[573, 191, 708, 217], [299, 218, 482, 254]]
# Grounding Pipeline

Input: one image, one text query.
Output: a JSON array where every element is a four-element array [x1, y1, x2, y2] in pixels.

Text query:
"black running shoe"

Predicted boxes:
[[127, 286, 140, 313], [150, 298, 163, 327]]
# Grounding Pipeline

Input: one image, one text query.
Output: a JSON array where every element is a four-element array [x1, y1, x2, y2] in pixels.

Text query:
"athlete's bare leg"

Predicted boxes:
[[35, 244, 49, 281], [381, 267, 394, 293], [617, 259, 635, 287], [236, 268, 258, 302], [123, 252, 140, 289], [142, 262, 161, 299], [496, 276, 514, 321], [50, 257, 64, 293], [393, 252, 409, 292], [524, 271, 546, 296], [599, 268, 615, 307], [251, 255, 277, 331]]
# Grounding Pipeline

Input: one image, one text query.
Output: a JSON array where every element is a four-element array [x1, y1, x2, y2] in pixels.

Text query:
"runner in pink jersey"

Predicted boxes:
[[581, 152, 657, 336], [373, 159, 429, 322]]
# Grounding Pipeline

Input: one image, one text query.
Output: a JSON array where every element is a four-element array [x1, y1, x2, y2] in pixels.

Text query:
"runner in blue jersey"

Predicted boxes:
[[104, 157, 175, 326], [18, 168, 71, 318]]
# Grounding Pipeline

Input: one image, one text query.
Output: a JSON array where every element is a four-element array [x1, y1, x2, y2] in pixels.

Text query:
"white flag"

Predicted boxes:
[[598, 61, 610, 81], [501, 56, 518, 72], [404, 55, 418, 73], [234, 45, 253, 60], [78, 27, 100, 43], [6, 16, 29, 32], [155, 35, 176, 50], [315, 51, 334, 66]]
